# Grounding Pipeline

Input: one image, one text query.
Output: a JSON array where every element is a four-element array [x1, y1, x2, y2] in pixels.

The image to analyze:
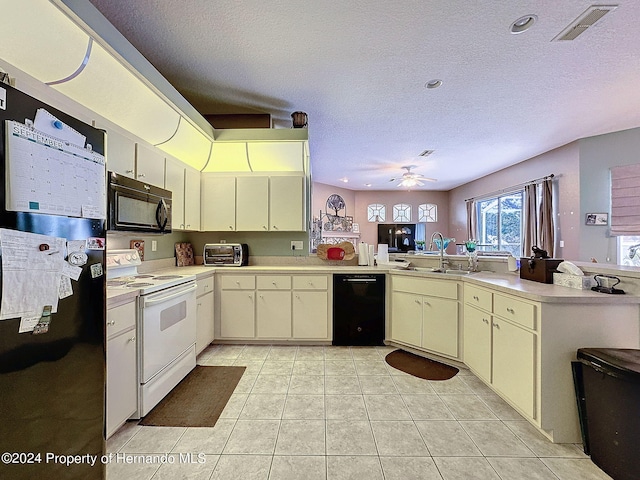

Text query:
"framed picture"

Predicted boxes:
[[585, 213, 608, 225]]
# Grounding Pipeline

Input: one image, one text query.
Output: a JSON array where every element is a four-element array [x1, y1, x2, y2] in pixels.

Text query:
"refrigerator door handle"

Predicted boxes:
[[156, 198, 169, 232]]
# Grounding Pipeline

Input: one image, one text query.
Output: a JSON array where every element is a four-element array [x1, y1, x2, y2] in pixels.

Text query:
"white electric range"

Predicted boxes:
[[106, 249, 197, 418]]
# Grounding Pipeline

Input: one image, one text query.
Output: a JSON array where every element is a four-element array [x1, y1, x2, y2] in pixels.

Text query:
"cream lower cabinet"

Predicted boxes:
[[106, 299, 137, 439], [217, 273, 330, 341], [256, 276, 292, 338], [292, 276, 329, 339], [390, 275, 460, 359], [463, 284, 536, 419], [220, 275, 256, 338], [195, 274, 214, 354]]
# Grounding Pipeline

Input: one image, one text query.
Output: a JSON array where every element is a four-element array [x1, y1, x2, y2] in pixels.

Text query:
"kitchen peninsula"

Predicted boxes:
[[107, 259, 640, 444]]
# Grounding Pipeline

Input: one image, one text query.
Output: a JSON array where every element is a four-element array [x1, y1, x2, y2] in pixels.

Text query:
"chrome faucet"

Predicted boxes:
[[429, 231, 448, 272]]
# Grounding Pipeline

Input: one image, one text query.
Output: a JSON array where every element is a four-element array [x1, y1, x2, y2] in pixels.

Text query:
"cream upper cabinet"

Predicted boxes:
[[201, 175, 236, 231], [164, 156, 185, 230], [236, 176, 269, 231], [103, 127, 136, 178], [165, 158, 201, 231], [270, 176, 305, 231], [184, 166, 201, 231], [200, 174, 306, 232], [135, 143, 165, 187]]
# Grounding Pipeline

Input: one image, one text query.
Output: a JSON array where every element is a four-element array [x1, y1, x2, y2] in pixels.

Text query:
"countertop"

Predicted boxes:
[[107, 264, 640, 307]]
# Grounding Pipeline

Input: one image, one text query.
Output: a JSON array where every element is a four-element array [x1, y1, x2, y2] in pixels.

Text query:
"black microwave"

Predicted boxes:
[[107, 171, 172, 233]]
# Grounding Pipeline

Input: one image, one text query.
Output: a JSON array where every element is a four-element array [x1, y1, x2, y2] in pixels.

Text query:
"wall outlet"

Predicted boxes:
[[151, 240, 157, 252], [291, 241, 304, 250]]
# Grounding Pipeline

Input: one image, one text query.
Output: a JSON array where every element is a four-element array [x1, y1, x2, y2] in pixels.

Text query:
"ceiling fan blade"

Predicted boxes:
[[416, 180, 425, 186]]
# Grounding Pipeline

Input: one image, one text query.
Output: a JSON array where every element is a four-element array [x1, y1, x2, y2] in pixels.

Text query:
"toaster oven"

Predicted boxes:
[[203, 243, 248, 266]]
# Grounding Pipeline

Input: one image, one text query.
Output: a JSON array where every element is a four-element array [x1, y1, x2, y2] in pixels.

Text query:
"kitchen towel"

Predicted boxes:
[[358, 242, 369, 266], [368, 244, 375, 266]]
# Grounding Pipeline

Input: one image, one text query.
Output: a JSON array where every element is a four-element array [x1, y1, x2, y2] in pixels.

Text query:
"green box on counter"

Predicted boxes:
[[520, 257, 563, 283]]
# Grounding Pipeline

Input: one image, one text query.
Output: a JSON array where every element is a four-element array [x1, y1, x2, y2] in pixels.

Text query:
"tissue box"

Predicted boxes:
[[553, 272, 594, 290]]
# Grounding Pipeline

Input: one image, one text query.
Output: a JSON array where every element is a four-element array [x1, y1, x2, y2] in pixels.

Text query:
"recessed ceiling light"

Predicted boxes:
[[365, 183, 372, 187], [339, 177, 348, 183], [510, 14, 538, 34], [425, 79, 442, 89]]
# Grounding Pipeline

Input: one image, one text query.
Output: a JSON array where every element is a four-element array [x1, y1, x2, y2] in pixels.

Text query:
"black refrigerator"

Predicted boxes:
[[0, 83, 105, 479]]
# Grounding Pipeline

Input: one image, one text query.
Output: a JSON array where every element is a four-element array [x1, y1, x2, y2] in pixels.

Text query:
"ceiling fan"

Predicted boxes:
[[389, 165, 437, 188]]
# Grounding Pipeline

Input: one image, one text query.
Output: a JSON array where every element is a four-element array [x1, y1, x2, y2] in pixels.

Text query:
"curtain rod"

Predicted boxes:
[[465, 174, 555, 203]]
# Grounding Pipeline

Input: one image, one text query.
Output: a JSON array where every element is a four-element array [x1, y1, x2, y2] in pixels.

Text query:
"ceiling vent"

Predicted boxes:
[[552, 5, 618, 41], [418, 149, 435, 157]]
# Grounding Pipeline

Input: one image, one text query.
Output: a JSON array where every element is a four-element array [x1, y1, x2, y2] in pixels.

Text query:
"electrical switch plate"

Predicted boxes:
[[151, 240, 157, 251], [559, 240, 564, 247], [291, 241, 304, 250]]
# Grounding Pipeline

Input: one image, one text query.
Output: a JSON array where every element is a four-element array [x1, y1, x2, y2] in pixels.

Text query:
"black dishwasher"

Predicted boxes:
[[333, 274, 385, 346]]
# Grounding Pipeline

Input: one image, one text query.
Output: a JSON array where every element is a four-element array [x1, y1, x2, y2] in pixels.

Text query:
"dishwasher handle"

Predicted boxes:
[[344, 278, 378, 283]]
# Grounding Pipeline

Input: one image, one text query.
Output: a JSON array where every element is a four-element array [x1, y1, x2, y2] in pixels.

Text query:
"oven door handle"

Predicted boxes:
[[143, 283, 197, 307]]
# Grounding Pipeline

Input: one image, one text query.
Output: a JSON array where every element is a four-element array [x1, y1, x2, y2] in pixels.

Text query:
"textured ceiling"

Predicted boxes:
[[88, 0, 640, 191]]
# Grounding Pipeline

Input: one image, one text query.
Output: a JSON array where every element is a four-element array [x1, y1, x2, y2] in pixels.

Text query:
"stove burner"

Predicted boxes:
[[153, 275, 183, 280], [126, 282, 154, 288], [134, 274, 155, 279], [107, 280, 130, 287]]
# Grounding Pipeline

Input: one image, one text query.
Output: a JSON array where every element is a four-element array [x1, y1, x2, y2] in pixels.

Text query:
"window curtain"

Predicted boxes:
[[523, 183, 538, 256], [611, 163, 640, 235], [465, 199, 477, 241], [538, 178, 554, 257], [523, 179, 554, 257]]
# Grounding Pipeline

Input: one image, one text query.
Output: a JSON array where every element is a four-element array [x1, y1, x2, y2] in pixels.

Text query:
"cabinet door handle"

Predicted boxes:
[[295, 294, 300, 300], [493, 323, 500, 329], [308, 282, 314, 287], [248, 294, 253, 300], [125, 169, 134, 174], [473, 295, 479, 301], [273, 225, 278, 230], [506, 308, 515, 314], [263, 225, 268, 230], [483, 318, 489, 324], [272, 282, 277, 286], [236, 281, 241, 286], [128, 336, 136, 342], [137, 173, 145, 178], [415, 299, 421, 304], [424, 301, 431, 306], [229, 226, 233, 230], [107, 320, 116, 326]]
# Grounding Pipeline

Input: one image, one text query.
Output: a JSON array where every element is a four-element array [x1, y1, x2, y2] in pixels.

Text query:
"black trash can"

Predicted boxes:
[[573, 348, 640, 480]]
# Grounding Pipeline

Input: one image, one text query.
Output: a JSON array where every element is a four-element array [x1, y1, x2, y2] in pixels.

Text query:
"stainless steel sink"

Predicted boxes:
[[411, 267, 475, 275]]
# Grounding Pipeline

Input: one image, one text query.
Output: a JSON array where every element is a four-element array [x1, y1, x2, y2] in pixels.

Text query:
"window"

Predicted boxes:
[[393, 204, 411, 222], [367, 204, 386, 222], [418, 203, 437, 222], [476, 191, 523, 257], [618, 236, 640, 266]]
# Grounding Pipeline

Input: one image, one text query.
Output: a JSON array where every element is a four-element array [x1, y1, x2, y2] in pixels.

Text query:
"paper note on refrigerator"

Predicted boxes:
[[0, 229, 66, 321], [4, 119, 105, 219]]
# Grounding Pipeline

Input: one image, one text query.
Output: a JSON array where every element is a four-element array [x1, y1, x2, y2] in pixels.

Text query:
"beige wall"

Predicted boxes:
[[448, 142, 581, 260]]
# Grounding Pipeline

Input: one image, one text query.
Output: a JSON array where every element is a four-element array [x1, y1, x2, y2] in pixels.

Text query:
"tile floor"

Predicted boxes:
[[106, 345, 612, 480]]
